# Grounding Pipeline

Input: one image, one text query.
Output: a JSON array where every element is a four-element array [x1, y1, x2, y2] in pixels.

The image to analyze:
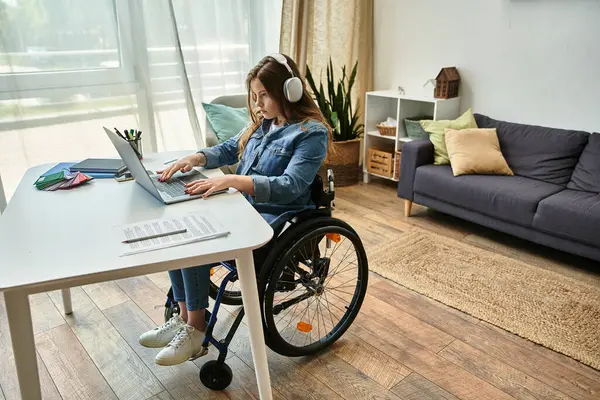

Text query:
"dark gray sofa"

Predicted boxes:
[[398, 113, 600, 262]]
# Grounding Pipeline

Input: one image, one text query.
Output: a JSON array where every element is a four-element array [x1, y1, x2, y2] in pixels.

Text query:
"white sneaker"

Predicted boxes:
[[155, 324, 207, 366], [139, 314, 186, 348]]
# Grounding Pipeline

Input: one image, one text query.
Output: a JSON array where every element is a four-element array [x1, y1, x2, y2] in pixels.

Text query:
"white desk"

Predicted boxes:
[[0, 151, 274, 399]]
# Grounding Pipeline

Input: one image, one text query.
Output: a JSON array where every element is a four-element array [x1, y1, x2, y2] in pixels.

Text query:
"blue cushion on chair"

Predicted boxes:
[[202, 102, 249, 144]]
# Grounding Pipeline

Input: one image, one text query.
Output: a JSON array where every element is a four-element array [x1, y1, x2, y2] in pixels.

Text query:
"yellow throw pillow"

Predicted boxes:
[[445, 128, 513, 176], [420, 108, 477, 165]]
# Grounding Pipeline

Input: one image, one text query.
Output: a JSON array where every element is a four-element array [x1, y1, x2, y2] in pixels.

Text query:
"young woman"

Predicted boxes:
[[138, 53, 332, 366]]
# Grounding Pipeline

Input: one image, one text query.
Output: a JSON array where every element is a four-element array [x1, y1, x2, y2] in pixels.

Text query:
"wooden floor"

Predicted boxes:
[[1, 179, 599, 400]]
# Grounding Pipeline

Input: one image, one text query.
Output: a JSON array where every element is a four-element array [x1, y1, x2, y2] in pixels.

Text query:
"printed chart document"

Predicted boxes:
[[117, 211, 229, 256]]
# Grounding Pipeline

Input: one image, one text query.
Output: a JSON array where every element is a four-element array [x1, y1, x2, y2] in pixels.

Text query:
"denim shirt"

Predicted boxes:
[[199, 118, 328, 230]]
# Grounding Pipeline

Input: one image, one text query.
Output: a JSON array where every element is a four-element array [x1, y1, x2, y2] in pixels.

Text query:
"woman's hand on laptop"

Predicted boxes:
[[185, 175, 254, 198], [157, 153, 205, 181]]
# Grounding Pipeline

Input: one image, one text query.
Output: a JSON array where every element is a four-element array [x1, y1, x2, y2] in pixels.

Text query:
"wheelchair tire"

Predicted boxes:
[[199, 360, 233, 390], [261, 218, 368, 357]]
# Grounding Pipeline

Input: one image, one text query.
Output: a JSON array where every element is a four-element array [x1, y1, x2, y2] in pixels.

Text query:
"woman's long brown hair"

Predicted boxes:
[[238, 54, 332, 159]]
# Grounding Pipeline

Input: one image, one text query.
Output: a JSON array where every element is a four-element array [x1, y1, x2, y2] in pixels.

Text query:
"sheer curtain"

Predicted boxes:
[[0, 0, 282, 209]]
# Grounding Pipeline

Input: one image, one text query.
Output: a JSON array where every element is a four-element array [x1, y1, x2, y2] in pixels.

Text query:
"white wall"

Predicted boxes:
[[374, 0, 600, 132]]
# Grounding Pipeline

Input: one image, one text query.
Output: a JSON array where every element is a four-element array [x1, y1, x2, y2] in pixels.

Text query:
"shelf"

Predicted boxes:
[[365, 171, 398, 182], [366, 90, 459, 103], [367, 130, 396, 140]]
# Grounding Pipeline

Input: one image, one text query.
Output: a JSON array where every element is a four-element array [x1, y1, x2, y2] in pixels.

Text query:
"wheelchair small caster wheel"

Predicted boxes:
[[200, 360, 233, 390]]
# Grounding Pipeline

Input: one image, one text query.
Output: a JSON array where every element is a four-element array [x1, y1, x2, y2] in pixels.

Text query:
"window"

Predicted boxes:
[[0, 0, 282, 202]]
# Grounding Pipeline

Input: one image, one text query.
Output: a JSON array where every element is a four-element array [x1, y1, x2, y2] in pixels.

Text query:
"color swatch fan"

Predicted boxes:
[[34, 170, 93, 191]]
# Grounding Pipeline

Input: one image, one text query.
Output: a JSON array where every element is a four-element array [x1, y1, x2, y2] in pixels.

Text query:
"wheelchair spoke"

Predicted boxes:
[[321, 290, 339, 329], [324, 236, 348, 261]]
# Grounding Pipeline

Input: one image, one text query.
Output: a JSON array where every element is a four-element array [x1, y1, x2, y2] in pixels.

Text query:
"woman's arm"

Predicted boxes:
[[197, 130, 242, 169], [251, 128, 328, 204]]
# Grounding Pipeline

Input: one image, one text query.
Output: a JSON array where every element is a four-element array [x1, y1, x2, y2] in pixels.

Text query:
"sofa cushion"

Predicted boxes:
[[474, 114, 589, 185], [414, 165, 563, 226], [567, 133, 600, 193], [445, 128, 513, 177], [533, 189, 600, 247], [420, 108, 477, 165]]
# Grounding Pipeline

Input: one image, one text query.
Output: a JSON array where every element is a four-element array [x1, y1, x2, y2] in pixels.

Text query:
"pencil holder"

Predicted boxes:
[[128, 138, 143, 160]]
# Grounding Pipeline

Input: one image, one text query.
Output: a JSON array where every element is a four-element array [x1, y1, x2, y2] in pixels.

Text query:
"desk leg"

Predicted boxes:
[[61, 288, 73, 315], [236, 250, 273, 400], [4, 290, 42, 400]]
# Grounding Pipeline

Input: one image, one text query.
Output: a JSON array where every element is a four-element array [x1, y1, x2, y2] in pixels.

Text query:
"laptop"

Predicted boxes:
[[103, 126, 224, 204]]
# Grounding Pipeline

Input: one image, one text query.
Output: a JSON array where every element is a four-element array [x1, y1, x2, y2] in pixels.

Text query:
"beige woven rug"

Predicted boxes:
[[368, 229, 600, 370]]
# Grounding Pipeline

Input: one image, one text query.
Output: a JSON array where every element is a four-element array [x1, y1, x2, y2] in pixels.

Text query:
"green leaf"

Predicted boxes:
[[331, 111, 339, 132], [305, 65, 319, 97], [306, 58, 361, 141]]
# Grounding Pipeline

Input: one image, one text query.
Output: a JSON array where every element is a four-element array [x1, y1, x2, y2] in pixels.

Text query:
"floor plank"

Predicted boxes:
[[48, 287, 164, 400], [116, 276, 169, 326], [36, 324, 118, 399], [350, 322, 515, 400], [147, 272, 173, 292], [439, 339, 573, 400], [297, 351, 403, 400], [30, 292, 65, 334], [355, 292, 455, 353], [329, 333, 412, 390], [391, 372, 460, 400], [147, 391, 174, 400], [82, 282, 129, 311], [103, 300, 228, 400]]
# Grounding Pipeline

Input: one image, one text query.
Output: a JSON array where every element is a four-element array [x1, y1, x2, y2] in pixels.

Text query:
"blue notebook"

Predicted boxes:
[[70, 158, 124, 174], [41, 162, 116, 179]]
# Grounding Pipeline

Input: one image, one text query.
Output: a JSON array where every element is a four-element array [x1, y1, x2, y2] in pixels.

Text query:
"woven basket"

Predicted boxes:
[[394, 151, 402, 180], [319, 163, 360, 187], [403, 116, 432, 140], [376, 124, 396, 137], [321, 139, 361, 187]]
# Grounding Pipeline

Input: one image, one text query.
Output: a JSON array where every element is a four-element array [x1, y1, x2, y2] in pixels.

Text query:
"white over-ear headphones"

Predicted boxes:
[[270, 53, 303, 103]]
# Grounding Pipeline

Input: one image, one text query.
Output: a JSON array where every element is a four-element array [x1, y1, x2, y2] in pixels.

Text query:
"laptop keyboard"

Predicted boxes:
[[152, 177, 186, 197], [150, 171, 208, 198]]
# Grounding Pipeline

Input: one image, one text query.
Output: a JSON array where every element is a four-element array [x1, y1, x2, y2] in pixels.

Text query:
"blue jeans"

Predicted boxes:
[[168, 265, 212, 311]]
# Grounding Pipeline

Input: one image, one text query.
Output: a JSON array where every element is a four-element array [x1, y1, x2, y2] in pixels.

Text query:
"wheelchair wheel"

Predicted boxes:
[[208, 264, 243, 306], [262, 218, 368, 357], [199, 360, 233, 390]]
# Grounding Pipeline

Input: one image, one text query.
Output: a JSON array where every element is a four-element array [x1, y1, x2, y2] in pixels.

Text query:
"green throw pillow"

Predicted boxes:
[[420, 108, 478, 165], [202, 102, 249, 144]]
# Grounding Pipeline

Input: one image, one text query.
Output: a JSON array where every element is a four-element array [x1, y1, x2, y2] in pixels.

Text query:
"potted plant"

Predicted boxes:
[[306, 59, 364, 186]]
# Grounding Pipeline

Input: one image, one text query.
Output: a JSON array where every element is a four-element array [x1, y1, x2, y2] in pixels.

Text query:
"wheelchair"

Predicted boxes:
[[164, 170, 369, 390]]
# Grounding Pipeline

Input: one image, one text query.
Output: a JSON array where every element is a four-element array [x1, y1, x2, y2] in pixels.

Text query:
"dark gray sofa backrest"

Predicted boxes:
[[567, 133, 600, 193], [474, 114, 589, 185]]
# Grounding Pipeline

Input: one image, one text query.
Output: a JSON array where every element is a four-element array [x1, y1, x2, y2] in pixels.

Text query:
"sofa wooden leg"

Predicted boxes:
[[404, 200, 413, 217]]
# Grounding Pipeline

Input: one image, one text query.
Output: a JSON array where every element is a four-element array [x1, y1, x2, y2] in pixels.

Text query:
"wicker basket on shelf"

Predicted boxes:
[[376, 124, 396, 137], [394, 151, 402, 180]]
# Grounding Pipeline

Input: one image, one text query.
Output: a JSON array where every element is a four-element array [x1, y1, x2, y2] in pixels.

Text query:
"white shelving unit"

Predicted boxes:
[[363, 90, 460, 183]]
